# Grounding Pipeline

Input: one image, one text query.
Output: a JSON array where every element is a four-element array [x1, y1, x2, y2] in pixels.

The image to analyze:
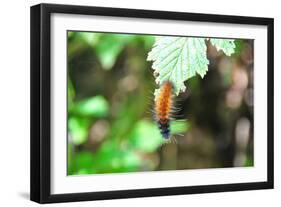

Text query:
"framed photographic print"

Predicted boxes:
[[30, 3, 274, 203]]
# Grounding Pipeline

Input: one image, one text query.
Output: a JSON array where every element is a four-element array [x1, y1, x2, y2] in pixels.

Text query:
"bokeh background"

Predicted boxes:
[[67, 31, 254, 175]]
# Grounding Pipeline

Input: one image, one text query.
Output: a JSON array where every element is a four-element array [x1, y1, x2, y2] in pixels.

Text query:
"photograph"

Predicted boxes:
[[67, 31, 254, 175], [30, 3, 273, 203]]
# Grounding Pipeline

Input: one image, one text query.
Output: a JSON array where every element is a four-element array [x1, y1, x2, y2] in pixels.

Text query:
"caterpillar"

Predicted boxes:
[[154, 81, 174, 139]]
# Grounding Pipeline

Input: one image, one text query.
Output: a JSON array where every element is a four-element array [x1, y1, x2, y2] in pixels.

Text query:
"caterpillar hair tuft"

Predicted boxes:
[[154, 81, 174, 139]]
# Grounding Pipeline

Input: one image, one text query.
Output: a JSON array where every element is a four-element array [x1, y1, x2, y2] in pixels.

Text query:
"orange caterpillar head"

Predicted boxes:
[[154, 81, 174, 139]]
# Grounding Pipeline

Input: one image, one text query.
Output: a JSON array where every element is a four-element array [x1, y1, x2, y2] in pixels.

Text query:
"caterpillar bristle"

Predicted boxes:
[[154, 81, 175, 139], [170, 114, 185, 118], [176, 119, 188, 122]]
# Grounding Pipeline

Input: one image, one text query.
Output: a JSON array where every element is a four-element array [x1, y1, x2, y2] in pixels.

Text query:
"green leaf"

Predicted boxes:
[[210, 38, 236, 56], [91, 142, 142, 173], [233, 39, 245, 55], [129, 120, 164, 153], [68, 31, 75, 39], [244, 157, 254, 167], [70, 96, 109, 117], [69, 117, 90, 145], [147, 37, 209, 95], [79, 32, 101, 46], [74, 151, 95, 174], [128, 120, 189, 152], [95, 34, 134, 70], [170, 120, 190, 134]]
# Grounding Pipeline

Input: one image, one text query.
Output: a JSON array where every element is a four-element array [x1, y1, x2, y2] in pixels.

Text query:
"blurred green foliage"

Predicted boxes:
[[67, 32, 188, 175], [68, 31, 154, 70], [67, 31, 254, 175]]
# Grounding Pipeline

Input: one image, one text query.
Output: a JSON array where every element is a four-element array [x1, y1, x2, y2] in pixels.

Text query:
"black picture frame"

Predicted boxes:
[[30, 3, 274, 204]]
